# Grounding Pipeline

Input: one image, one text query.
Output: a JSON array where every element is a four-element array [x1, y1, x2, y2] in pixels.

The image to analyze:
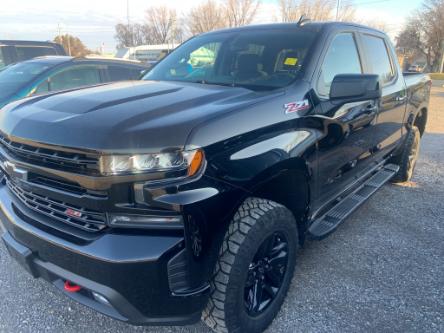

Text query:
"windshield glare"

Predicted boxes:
[[144, 29, 316, 91]]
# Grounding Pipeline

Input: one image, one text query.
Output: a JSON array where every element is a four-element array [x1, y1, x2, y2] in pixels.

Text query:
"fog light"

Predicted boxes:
[[108, 214, 183, 228], [92, 292, 111, 306]]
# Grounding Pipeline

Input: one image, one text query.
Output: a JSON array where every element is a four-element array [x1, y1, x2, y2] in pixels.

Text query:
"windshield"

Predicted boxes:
[[144, 28, 317, 91], [0, 61, 51, 91]]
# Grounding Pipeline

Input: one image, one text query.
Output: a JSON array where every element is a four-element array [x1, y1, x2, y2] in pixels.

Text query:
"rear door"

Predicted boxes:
[[359, 33, 407, 158], [313, 31, 380, 208]]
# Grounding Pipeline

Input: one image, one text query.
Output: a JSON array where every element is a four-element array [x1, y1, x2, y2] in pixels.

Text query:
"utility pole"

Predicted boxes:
[[336, 0, 340, 20], [127, 0, 130, 28], [57, 23, 70, 56], [127, 0, 133, 47], [440, 41, 444, 73], [67, 32, 71, 56], [57, 23, 62, 38]]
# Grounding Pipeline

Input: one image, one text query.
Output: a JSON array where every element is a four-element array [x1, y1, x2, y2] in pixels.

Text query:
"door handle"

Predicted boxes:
[[396, 95, 407, 102], [349, 104, 378, 130], [365, 104, 378, 114]]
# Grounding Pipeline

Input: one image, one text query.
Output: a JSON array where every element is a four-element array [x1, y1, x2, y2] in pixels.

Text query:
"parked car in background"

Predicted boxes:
[[0, 40, 66, 70], [0, 56, 148, 108]]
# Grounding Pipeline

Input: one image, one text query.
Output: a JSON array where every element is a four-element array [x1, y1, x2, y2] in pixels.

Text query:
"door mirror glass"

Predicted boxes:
[[330, 74, 381, 101]]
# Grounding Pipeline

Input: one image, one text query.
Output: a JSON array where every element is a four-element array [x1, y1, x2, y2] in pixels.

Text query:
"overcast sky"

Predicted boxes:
[[0, 0, 423, 54]]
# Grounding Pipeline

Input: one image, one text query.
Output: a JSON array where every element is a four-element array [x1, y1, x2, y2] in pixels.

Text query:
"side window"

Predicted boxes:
[[317, 33, 362, 97], [0, 47, 5, 69], [361, 35, 395, 85], [16, 46, 57, 62], [107, 65, 140, 81], [48, 66, 101, 91]]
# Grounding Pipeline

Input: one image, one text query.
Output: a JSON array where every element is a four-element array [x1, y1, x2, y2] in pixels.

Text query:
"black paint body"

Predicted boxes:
[[0, 23, 430, 325]]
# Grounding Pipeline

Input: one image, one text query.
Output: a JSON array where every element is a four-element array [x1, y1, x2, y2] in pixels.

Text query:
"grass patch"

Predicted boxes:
[[428, 73, 444, 80]]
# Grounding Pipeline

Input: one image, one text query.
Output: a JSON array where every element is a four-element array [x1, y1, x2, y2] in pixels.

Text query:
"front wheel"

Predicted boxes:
[[391, 126, 421, 183], [202, 198, 298, 333]]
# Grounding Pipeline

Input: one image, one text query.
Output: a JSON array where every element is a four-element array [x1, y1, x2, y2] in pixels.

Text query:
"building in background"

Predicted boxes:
[[115, 44, 178, 66]]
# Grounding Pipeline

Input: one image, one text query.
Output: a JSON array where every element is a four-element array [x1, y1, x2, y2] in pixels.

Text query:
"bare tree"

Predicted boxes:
[[336, 3, 356, 22], [361, 19, 389, 32], [278, 0, 356, 22], [187, 0, 226, 35], [115, 23, 154, 48], [145, 6, 181, 44], [396, 0, 444, 72], [278, 0, 300, 22], [278, 0, 335, 22], [223, 0, 261, 27]]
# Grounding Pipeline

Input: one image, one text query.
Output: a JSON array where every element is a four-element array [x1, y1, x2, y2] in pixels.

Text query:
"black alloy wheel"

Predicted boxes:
[[203, 198, 298, 333], [244, 232, 289, 316]]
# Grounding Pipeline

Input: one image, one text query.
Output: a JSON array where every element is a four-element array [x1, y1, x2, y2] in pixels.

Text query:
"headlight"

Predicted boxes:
[[99, 149, 204, 176]]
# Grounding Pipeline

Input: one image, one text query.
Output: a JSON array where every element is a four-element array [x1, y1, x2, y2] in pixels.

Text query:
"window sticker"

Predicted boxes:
[[284, 57, 298, 66]]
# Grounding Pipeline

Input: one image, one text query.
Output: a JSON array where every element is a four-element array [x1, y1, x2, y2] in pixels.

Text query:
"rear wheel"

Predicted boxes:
[[202, 198, 298, 333], [391, 126, 421, 183]]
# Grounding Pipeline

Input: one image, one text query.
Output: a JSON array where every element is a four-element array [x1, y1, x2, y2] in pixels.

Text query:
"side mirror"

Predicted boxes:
[[330, 74, 381, 101]]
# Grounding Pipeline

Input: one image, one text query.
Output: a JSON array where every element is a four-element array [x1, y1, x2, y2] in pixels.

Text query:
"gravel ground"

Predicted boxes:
[[1, 88, 443, 333]]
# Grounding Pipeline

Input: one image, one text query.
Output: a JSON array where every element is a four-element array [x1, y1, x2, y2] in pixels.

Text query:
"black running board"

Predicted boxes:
[[308, 164, 399, 240]]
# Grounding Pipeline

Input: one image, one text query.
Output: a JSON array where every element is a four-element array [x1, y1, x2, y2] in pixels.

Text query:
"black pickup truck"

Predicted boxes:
[[0, 22, 430, 333]]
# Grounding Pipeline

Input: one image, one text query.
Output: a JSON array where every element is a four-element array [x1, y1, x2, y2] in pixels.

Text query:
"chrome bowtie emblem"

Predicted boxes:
[[3, 160, 28, 181]]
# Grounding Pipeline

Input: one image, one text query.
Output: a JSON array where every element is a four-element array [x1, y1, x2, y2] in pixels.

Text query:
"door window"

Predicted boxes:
[[317, 33, 362, 97], [361, 35, 395, 84], [107, 65, 142, 81], [48, 66, 101, 91], [0, 47, 5, 69]]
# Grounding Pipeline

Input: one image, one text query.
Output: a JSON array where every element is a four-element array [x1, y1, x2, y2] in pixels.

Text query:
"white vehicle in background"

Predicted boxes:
[[115, 44, 178, 67], [408, 63, 426, 73]]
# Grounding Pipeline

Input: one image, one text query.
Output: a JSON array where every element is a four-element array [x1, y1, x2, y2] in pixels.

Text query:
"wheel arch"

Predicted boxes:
[[414, 107, 427, 136], [246, 157, 312, 245]]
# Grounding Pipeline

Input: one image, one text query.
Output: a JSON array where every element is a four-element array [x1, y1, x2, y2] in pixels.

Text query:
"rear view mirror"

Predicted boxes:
[[330, 74, 381, 101]]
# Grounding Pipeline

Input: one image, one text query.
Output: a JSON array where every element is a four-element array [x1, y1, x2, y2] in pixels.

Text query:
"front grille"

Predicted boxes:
[[0, 134, 99, 175], [7, 179, 107, 232], [30, 175, 87, 196], [28, 174, 107, 198]]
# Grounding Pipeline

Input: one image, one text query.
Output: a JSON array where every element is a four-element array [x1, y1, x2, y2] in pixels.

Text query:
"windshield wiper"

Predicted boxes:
[[187, 80, 274, 91]]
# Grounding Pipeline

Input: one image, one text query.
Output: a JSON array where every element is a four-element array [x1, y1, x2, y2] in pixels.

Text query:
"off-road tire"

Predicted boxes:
[[391, 126, 421, 183], [202, 197, 298, 333]]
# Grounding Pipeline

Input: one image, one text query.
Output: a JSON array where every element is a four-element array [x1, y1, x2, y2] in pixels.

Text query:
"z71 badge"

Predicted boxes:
[[284, 99, 310, 114]]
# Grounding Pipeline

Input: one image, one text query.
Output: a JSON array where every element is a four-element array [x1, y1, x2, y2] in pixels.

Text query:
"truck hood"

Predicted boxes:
[[0, 80, 272, 153]]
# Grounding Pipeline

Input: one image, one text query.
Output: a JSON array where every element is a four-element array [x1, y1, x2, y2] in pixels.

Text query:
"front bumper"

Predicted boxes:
[[0, 185, 209, 325]]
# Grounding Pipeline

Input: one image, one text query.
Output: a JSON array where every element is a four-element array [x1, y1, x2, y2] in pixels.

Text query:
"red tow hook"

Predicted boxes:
[[64, 280, 82, 293]]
